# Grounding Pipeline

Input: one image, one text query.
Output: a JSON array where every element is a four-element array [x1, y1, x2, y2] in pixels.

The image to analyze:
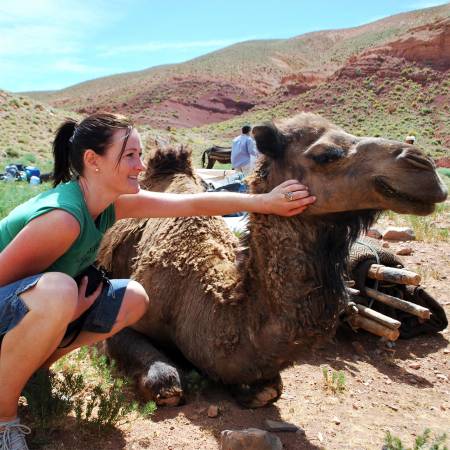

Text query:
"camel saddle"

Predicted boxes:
[[348, 237, 448, 338]]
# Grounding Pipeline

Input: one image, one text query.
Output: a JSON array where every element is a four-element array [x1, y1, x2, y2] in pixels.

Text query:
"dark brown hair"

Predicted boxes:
[[52, 112, 133, 186]]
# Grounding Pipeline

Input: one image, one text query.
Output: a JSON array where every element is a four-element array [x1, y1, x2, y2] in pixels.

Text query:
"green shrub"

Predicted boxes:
[[5, 147, 20, 158], [383, 429, 448, 450], [24, 347, 157, 431], [23, 153, 37, 163], [322, 367, 346, 394]]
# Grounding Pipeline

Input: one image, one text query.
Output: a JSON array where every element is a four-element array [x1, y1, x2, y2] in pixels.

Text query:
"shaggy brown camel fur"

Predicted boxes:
[[97, 113, 447, 408]]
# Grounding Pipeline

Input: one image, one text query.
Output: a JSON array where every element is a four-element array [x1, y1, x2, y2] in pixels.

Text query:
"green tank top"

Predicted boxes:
[[0, 180, 115, 277]]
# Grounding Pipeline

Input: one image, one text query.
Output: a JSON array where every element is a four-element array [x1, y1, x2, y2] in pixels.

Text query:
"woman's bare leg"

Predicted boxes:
[[43, 280, 149, 367], [0, 273, 78, 421]]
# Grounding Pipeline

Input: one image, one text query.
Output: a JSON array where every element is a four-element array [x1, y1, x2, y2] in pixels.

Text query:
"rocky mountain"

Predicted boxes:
[[26, 4, 449, 132]]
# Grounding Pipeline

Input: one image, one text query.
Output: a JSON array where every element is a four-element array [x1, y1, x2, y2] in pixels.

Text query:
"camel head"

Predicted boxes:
[[252, 113, 448, 216]]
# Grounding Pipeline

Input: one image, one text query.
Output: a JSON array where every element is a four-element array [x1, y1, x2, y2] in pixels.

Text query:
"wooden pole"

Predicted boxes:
[[348, 314, 400, 341], [365, 287, 431, 319], [346, 287, 360, 296], [355, 304, 401, 329], [367, 264, 421, 286]]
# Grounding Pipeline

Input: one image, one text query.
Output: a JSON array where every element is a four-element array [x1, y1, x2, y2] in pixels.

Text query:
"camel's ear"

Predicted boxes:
[[252, 123, 287, 159]]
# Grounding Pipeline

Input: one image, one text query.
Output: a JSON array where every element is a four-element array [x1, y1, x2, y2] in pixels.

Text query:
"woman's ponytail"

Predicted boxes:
[[52, 113, 133, 187], [52, 119, 77, 187]]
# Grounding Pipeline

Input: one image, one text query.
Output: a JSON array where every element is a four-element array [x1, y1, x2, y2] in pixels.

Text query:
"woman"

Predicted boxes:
[[0, 113, 315, 449]]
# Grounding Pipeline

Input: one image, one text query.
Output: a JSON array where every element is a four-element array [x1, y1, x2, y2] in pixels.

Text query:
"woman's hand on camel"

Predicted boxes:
[[73, 277, 103, 320], [262, 179, 315, 216]]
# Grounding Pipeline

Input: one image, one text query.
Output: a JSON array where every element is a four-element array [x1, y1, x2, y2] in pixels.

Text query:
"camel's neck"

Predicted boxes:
[[242, 211, 378, 339]]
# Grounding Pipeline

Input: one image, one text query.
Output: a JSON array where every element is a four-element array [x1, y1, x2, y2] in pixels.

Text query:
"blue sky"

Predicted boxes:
[[0, 0, 447, 92]]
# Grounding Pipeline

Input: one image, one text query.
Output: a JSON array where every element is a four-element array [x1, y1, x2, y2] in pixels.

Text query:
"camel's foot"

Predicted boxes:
[[231, 374, 283, 408], [104, 328, 184, 407], [138, 361, 184, 407]]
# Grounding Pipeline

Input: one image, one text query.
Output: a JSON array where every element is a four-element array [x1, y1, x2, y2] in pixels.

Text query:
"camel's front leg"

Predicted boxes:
[[104, 328, 184, 406], [230, 374, 283, 408]]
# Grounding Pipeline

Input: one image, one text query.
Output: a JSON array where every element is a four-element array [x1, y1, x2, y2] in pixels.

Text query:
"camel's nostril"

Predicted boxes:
[[400, 152, 435, 171]]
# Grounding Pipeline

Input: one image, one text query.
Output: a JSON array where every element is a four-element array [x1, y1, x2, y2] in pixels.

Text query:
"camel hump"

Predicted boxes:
[[145, 145, 195, 178]]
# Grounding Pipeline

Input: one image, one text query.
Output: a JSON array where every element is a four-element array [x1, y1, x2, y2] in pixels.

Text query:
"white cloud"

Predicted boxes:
[[0, 0, 114, 26], [0, 24, 77, 56], [0, 0, 117, 57]]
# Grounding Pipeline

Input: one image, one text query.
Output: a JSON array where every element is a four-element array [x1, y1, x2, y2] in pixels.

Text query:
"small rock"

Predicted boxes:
[[317, 432, 324, 443], [280, 393, 296, 400], [352, 341, 366, 355], [220, 428, 282, 450], [383, 227, 415, 241], [264, 419, 299, 432], [396, 246, 413, 256], [440, 405, 446, 411], [207, 405, 219, 418], [332, 417, 341, 425], [386, 404, 399, 411], [366, 228, 382, 239], [409, 362, 421, 370], [436, 374, 449, 382], [382, 242, 390, 248]]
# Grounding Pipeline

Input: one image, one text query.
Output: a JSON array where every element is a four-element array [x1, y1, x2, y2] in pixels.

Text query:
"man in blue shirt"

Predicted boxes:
[[231, 125, 259, 176]]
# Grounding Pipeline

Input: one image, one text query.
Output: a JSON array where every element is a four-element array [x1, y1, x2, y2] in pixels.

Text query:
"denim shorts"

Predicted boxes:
[[0, 274, 130, 346]]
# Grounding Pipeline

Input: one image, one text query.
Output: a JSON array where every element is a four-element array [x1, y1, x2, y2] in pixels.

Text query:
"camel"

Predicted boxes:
[[97, 113, 447, 408]]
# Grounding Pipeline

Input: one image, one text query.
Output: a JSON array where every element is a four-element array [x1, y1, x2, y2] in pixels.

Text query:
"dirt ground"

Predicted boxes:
[[31, 222, 449, 450]]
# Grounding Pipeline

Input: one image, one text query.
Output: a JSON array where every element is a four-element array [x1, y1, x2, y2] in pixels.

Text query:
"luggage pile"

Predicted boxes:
[[1, 163, 42, 184]]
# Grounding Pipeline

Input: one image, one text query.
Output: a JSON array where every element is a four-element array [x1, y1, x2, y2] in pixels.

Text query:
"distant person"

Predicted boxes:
[[0, 112, 315, 449], [231, 125, 259, 176], [405, 135, 416, 145]]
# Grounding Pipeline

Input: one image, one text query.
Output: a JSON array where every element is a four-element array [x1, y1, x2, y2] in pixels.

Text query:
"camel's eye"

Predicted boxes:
[[312, 148, 344, 165]]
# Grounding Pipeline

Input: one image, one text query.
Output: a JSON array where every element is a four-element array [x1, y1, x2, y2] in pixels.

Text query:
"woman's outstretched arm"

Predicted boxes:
[[114, 179, 316, 220]]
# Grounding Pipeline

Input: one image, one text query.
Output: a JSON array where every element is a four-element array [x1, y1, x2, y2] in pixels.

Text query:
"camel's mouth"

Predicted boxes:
[[374, 176, 435, 215]]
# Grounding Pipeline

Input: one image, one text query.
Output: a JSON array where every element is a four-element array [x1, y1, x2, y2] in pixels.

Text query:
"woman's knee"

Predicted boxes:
[[22, 272, 78, 321], [120, 281, 149, 325]]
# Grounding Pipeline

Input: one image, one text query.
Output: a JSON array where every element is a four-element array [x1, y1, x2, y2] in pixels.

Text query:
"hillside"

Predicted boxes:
[[25, 4, 450, 131], [0, 90, 81, 171], [179, 51, 449, 160], [1, 4, 448, 169]]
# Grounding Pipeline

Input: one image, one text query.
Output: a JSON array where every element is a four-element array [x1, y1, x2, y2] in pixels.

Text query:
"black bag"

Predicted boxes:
[[59, 265, 109, 348], [74, 264, 108, 296]]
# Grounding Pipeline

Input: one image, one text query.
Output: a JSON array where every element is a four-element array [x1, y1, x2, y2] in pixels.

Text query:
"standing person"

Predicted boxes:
[[231, 125, 259, 176], [0, 113, 315, 449]]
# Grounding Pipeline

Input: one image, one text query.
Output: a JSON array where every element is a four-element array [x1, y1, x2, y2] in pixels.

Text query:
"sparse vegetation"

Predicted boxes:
[[24, 346, 156, 431], [0, 181, 49, 219], [322, 367, 346, 394], [383, 429, 448, 450], [380, 200, 449, 243], [184, 369, 211, 396]]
